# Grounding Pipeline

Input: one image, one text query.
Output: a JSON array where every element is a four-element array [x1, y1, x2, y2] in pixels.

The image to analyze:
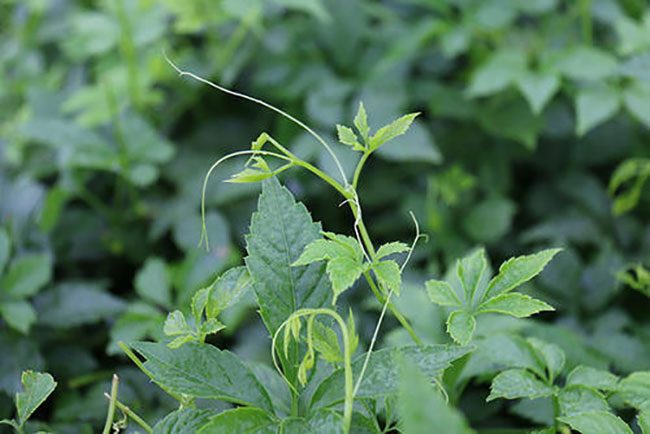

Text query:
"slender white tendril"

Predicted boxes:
[[163, 51, 349, 188], [339, 188, 371, 263], [197, 149, 292, 250], [352, 211, 425, 396]]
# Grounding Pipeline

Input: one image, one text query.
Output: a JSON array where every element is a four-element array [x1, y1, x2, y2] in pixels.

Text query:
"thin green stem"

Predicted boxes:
[[363, 272, 422, 345], [114, 0, 140, 110], [102, 374, 119, 434], [579, 0, 592, 45], [352, 152, 370, 191], [118, 341, 185, 403], [552, 393, 561, 432], [103, 393, 153, 434]]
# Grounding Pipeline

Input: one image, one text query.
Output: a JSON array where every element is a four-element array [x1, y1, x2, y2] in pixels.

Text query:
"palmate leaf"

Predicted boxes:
[[483, 248, 561, 300], [132, 342, 275, 413], [246, 177, 332, 336]]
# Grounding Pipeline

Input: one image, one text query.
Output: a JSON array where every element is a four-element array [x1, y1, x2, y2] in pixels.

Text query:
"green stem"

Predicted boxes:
[[104, 394, 153, 434], [114, 0, 140, 110], [102, 374, 119, 434], [552, 393, 560, 432], [363, 272, 422, 346], [352, 152, 370, 191]]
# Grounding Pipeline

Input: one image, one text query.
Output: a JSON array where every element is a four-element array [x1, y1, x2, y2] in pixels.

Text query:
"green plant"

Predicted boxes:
[[0, 371, 56, 434]]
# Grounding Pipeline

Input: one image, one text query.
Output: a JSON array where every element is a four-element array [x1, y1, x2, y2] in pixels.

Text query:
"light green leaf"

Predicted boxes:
[[555, 46, 619, 81], [608, 158, 650, 215], [477, 293, 554, 318], [618, 371, 650, 409], [246, 178, 332, 335], [446, 310, 476, 346], [576, 84, 621, 136], [311, 320, 343, 363], [207, 266, 253, 318], [197, 407, 277, 433], [467, 50, 527, 97], [15, 371, 57, 426], [398, 361, 473, 434], [163, 311, 192, 336], [566, 366, 619, 391], [135, 257, 171, 309], [311, 345, 473, 409], [226, 157, 275, 184], [200, 318, 226, 336], [0, 228, 10, 273], [152, 408, 217, 434], [376, 242, 410, 260], [293, 239, 338, 266], [372, 260, 401, 294], [623, 81, 650, 128], [516, 71, 560, 114], [1, 254, 51, 299], [639, 405, 650, 434], [369, 113, 419, 151], [484, 248, 561, 300], [457, 248, 487, 304], [354, 102, 370, 142], [487, 369, 555, 402], [327, 256, 364, 304], [336, 125, 362, 150], [558, 385, 609, 417], [133, 342, 275, 413], [527, 338, 565, 383], [0, 301, 36, 334], [558, 411, 633, 434], [425, 280, 463, 308]]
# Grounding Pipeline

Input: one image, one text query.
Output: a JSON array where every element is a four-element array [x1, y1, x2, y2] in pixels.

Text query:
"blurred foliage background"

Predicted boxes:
[[1, 0, 650, 432]]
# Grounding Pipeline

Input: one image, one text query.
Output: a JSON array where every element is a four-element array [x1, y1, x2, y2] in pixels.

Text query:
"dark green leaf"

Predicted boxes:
[[246, 178, 332, 335], [132, 342, 274, 413], [15, 371, 57, 426], [197, 407, 277, 434], [0, 301, 36, 334], [566, 366, 619, 391], [1, 254, 52, 299], [153, 408, 217, 434], [575, 84, 621, 136], [558, 411, 633, 434], [487, 369, 555, 402], [135, 257, 172, 308]]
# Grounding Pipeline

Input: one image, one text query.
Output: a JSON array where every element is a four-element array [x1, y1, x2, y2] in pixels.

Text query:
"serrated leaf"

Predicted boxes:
[[484, 248, 561, 300], [527, 338, 565, 383], [1, 254, 51, 299], [135, 257, 171, 309], [0, 301, 36, 334], [398, 360, 473, 434], [354, 102, 370, 142], [163, 311, 192, 336], [336, 125, 362, 149], [576, 84, 621, 136], [0, 228, 10, 273], [197, 407, 278, 433], [376, 242, 410, 260], [373, 260, 401, 294], [245, 178, 332, 336], [623, 80, 650, 129], [311, 320, 343, 363], [369, 113, 419, 151], [457, 248, 487, 304], [477, 293, 554, 318], [566, 366, 619, 391], [15, 371, 57, 426], [226, 157, 275, 184], [152, 408, 217, 434], [487, 369, 555, 402], [558, 385, 609, 417], [516, 71, 560, 114], [425, 280, 462, 308], [558, 411, 633, 434], [310, 345, 473, 410], [200, 318, 225, 336], [327, 256, 364, 304], [446, 310, 476, 346], [133, 342, 275, 413]]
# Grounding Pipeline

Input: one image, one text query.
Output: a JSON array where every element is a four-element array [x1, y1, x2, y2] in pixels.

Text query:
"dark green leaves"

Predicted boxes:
[[197, 408, 277, 433], [246, 178, 332, 335], [426, 248, 559, 345], [487, 369, 556, 401], [132, 342, 275, 413]]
